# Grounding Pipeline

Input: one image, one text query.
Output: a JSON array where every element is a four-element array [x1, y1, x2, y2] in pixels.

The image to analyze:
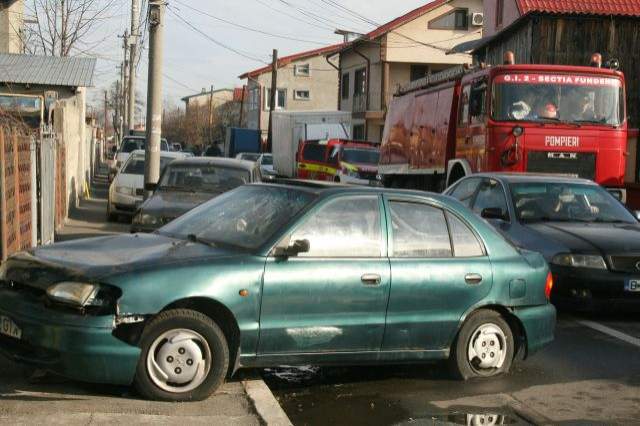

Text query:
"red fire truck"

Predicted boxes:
[[380, 53, 628, 197]]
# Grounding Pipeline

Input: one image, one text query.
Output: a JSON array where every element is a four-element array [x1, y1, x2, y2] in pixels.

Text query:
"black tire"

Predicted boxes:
[[134, 309, 229, 401], [450, 310, 514, 380]]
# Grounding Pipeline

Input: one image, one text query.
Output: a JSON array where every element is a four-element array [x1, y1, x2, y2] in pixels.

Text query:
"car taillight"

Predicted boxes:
[[545, 272, 554, 300]]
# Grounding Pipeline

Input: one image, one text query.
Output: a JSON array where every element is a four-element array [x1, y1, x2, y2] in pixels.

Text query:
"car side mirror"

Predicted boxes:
[[481, 207, 507, 221], [273, 239, 310, 258]]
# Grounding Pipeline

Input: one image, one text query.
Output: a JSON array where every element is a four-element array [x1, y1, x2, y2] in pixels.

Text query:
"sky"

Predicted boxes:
[[86, 0, 432, 112]]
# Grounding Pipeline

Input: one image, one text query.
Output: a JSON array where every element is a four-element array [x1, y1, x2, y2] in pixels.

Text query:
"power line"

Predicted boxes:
[[252, 0, 335, 31], [172, 0, 333, 46], [166, 5, 268, 64]]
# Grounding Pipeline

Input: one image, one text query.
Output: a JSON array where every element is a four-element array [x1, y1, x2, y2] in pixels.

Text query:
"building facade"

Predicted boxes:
[[181, 88, 234, 113], [0, 0, 23, 54], [240, 44, 343, 138], [336, 0, 483, 143]]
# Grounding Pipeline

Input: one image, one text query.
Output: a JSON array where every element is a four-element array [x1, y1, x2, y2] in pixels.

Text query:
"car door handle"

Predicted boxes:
[[465, 273, 483, 285], [361, 274, 382, 286]]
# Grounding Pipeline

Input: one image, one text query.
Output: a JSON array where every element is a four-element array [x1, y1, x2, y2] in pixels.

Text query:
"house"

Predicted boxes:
[[0, 53, 96, 214], [239, 44, 345, 138], [0, 0, 23, 54], [181, 88, 234, 113], [334, 0, 484, 143]]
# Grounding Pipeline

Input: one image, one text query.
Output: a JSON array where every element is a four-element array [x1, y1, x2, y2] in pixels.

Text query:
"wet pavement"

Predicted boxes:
[[262, 313, 640, 425]]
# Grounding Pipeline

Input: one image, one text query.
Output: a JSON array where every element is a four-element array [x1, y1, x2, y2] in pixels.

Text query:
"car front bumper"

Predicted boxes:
[[513, 303, 556, 357], [110, 191, 143, 216], [550, 265, 640, 312], [0, 289, 140, 385]]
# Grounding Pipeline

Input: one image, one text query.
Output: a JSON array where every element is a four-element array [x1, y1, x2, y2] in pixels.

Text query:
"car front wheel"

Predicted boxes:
[[450, 310, 514, 380], [134, 309, 229, 401]]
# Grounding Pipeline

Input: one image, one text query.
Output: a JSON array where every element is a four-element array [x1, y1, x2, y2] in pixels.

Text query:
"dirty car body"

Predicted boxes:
[[0, 181, 555, 401]]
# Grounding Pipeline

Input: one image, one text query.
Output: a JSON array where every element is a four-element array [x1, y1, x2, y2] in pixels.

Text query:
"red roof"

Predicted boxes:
[[516, 0, 640, 16], [363, 0, 451, 40], [239, 43, 346, 79]]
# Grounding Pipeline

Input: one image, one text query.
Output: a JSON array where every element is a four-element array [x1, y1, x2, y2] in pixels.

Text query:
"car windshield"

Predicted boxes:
[[492, 73, 624, 126], [240, 153, 261, 162], [122, 156, 177, 176], [342, 148, 380, 165], [160, 165, 251, 192], [261, 155, 273, 166], [120, 138, 169, 153], [511, 182, 635, 223], [158, 185, 317, 249]]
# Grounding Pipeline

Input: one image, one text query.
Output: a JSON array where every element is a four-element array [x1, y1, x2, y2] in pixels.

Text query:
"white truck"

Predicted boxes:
[[272, 111, 352, 177]]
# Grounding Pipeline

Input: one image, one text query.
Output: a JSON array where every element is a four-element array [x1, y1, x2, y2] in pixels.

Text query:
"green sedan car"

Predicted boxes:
[[0, 182, 556, 401]]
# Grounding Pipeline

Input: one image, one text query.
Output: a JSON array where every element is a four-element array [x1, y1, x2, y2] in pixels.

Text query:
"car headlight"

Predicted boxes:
[[551, 254, 607, 270], [46, 282, 100, 306], [133, 213, 159, 226], [116, 186, 134, 196]]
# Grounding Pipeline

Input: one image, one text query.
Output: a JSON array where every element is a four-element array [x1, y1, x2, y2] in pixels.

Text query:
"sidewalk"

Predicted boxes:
[[0, 167, 290, 426]]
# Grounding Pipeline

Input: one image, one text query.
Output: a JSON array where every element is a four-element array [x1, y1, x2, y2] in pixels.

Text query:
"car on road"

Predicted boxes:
[[0, 181, 555, 401], [258, 153, 276, 177], [235, 152, 261, 162], [108, 150, 187, 220], [131, 157, 261, 232], [445, 173, 640, 311], [109, 136, 170, 182]]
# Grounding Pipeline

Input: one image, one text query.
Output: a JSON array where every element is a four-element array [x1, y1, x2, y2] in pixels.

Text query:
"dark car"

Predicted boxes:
[[0, 181, 554, 401], [131, 157, 261, 232], [445, 173, 640, 311]]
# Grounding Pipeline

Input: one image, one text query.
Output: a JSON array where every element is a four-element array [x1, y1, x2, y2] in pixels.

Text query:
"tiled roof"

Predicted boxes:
[[0, 53, 96, 87], [363, 0, 451, 40], [239, 43, 346, 79], [517, 0, 640, 16]]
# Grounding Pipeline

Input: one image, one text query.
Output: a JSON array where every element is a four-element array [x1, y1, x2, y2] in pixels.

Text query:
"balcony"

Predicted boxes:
[[353, 93, 367, 114]]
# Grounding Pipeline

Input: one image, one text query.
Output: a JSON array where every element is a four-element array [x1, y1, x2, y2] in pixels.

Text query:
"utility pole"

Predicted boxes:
[[208, 84, 214, 146], [120, 30, 130, 133], [128, 0, 140, 132], [266, 49, 278, 153], [144, 0, 165, 198], [104, 90, 109, 140]]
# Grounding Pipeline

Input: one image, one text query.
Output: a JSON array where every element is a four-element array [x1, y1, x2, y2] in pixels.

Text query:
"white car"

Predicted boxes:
[[110, 136, 170, 182], [258, 153, 276, 176], [235, 152, 261, 162], [108, 150, 187, 221]]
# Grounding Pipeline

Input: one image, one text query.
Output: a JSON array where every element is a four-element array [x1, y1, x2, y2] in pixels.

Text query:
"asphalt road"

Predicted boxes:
[[263, 313, 640, 425]]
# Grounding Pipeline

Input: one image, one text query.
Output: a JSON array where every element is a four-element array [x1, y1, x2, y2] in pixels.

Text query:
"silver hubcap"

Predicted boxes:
[[467, 323, 507, 373], [146, 329, 212, 393]]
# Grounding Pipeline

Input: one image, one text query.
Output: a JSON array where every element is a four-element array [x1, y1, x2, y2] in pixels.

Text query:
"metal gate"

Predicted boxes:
[[38, 125, 57, 246]]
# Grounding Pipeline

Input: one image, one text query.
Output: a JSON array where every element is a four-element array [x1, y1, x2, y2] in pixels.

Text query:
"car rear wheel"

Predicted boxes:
[[134, 309, 229, 401], [450, 310, 514, 380]]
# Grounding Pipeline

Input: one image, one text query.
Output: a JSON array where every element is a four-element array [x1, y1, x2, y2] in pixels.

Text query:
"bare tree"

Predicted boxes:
[[25, 0, 117, 57]]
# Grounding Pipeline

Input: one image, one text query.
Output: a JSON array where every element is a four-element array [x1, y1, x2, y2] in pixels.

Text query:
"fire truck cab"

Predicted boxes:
[[296, 139, 381, 185], [380, 54, 628, 195]]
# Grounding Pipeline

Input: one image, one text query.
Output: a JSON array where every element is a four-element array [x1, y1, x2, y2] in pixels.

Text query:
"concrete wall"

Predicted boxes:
[[483, 0, 521, 38], [0, 0, 23, 54], [244, 54, 340, 137]]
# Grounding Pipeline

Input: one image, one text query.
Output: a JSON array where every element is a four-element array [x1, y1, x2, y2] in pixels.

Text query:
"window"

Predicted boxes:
[[264, 88, 286, 110], [341, 73, 350, 100], [248, 88, 260, 111], [389, 202, 452, 258], [472, 179, 509, 219], [354, 68, 366, 95], [290, 196, 382, 258], [353, 124, 366, 140], [302, 144, 326, 162], [428, 9, 469, 31], [294, 63, 310, 76], [449, 177, 481, 207], [469, 79, 487, 124], [410, 65, 429, 82], [496, 0, 504, 28], [447, 212, 484, 257], [294, 89, 310, 100]]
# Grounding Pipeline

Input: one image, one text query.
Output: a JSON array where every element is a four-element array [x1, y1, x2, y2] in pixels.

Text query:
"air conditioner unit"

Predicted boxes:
[[472, 13, 484, 27]]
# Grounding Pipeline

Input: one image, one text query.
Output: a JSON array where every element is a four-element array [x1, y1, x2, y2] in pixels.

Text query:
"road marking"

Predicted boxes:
[[577, 320, 640, 348]]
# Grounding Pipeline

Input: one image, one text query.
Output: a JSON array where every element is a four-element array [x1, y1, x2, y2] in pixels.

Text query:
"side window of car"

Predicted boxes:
[[449, 178, 481, 207], [290, 196, 382, 258], [389, 201, 452, 258], [473, 179, 509, 219], [446, 212, 485, 257]]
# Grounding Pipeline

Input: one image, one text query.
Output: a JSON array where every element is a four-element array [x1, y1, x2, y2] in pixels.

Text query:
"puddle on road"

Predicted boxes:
[[262, 366, 532, 426]]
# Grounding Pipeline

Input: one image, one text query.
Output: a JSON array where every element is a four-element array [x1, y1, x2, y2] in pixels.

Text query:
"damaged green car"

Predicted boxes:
[[0, 182, 556, 401]]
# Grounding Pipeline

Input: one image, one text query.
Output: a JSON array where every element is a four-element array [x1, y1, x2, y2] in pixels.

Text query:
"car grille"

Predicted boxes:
[[609, 255, 640, 273], [526, 151, 596, 180], [0, 280, 45, 300]]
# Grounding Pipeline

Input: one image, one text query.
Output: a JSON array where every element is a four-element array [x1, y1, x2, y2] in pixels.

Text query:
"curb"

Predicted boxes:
[[241, 375, 292, 426]]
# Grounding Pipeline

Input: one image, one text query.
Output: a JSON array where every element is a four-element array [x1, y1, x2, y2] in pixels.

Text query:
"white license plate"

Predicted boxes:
[[0, 315, 22, 339], [625, 279, 640, 292]]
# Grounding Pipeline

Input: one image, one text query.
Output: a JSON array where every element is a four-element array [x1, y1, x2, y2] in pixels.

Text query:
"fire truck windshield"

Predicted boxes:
[[342, 148, 380, 165], [492, 73, 624, 126]]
